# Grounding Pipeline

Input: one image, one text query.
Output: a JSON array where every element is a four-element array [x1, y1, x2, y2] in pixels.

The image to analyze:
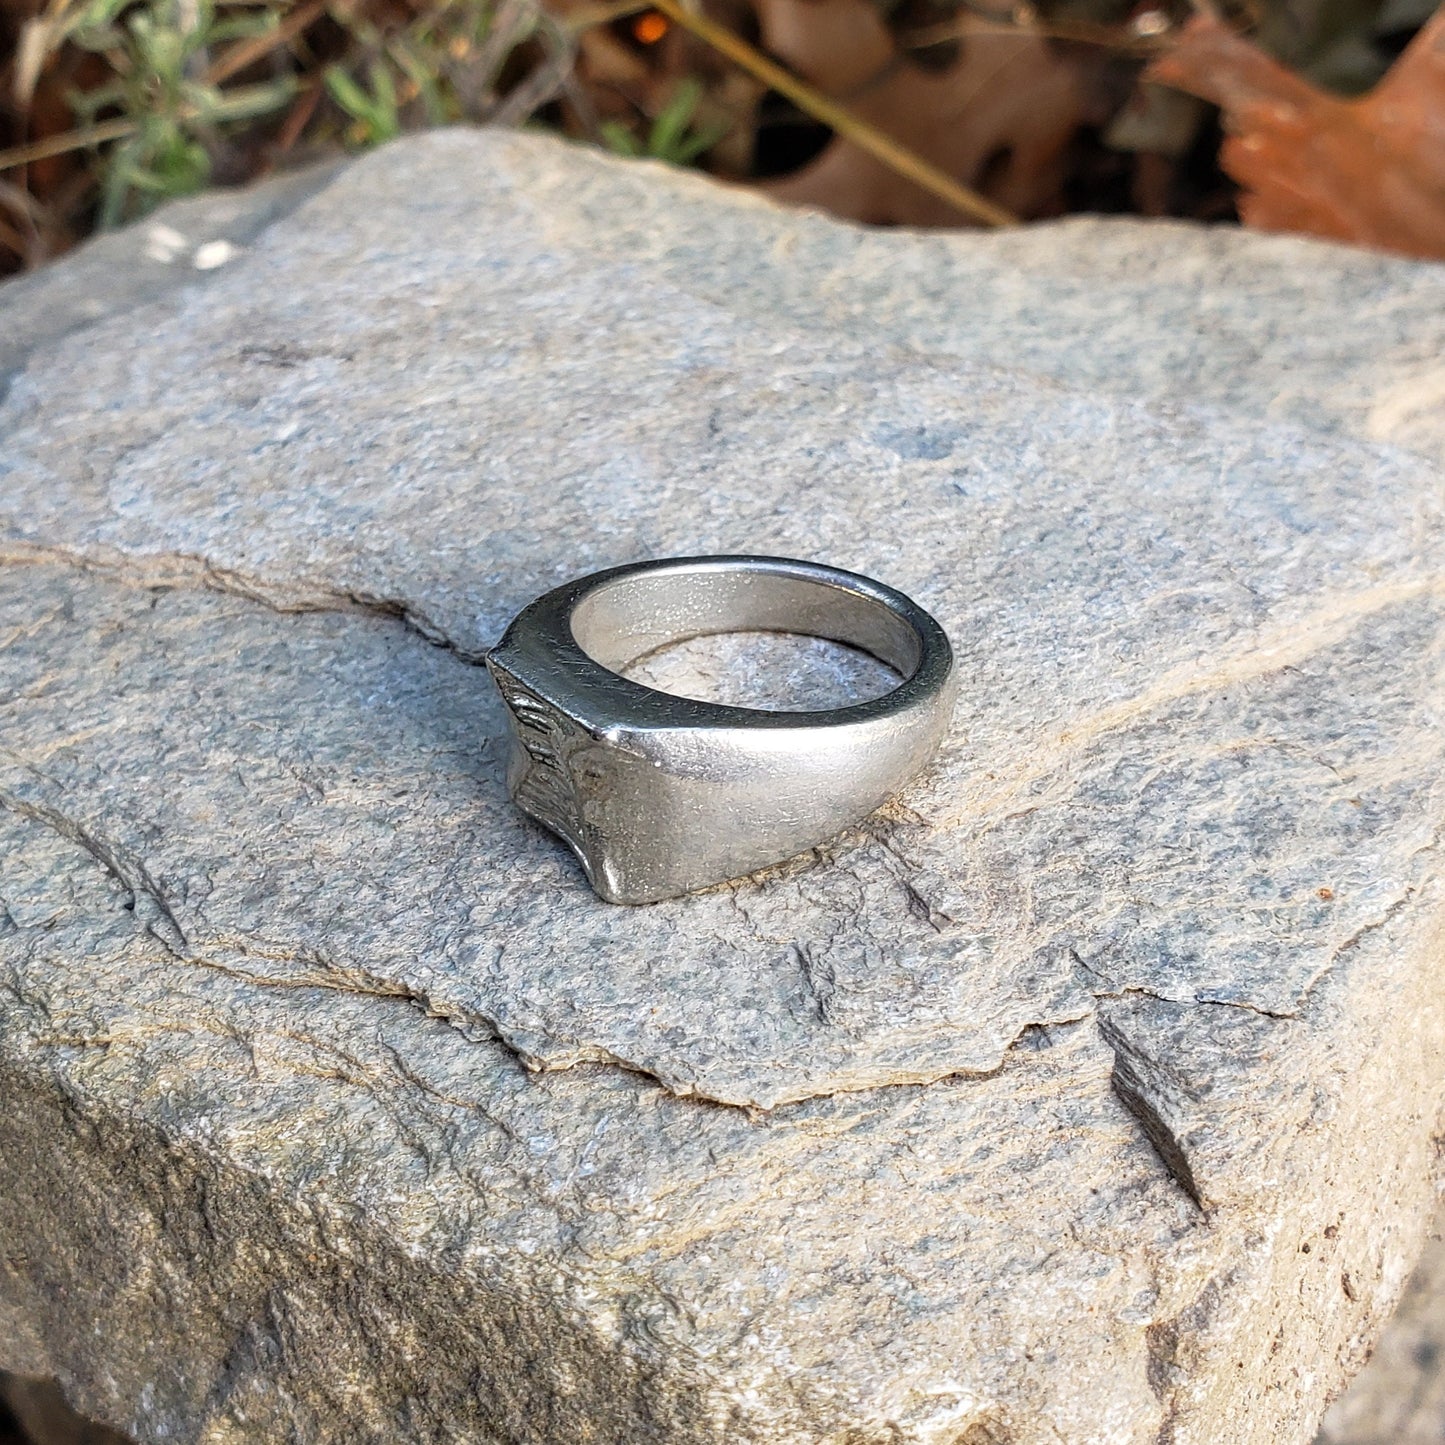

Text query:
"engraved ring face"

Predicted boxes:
[[486, 556, 958, 905]]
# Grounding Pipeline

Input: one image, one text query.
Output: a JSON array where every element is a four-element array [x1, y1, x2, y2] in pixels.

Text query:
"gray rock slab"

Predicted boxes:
[[0, 129, 1443, 1444]]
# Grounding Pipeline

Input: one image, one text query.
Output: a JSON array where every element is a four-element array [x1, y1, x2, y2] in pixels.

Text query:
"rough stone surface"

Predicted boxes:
[[1317, 1212, 1445, 1445], [0, 129, 1442, 1445], [0, 161, 340, 383]]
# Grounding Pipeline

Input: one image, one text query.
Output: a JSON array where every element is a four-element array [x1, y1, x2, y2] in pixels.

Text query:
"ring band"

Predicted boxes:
[[487, 556, 957, 904]]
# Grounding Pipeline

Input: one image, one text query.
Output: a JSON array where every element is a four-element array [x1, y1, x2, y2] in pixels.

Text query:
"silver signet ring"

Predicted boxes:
[[486, 556, 958, 905]]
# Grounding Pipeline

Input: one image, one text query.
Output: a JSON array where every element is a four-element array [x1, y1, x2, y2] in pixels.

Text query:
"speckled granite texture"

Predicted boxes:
[[0, 129, 1442, 1444]]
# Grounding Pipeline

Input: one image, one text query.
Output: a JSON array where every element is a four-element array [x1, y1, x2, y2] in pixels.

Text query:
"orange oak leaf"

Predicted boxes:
[[1147, 7, 1445, 260]]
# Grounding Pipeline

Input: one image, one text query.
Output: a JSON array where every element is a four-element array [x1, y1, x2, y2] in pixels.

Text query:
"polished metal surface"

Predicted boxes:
[[486, 556, 958, 904]]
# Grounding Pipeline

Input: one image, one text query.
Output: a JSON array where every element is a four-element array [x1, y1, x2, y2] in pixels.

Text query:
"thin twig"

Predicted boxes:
[[645, 0, 1017, 227], [204, 0, 329, 84], [562, 0, 650, 32], [0, 214, 29, 257], [490, 8, 574, 124], [558, 70, 603, 139], [900, 11, 1166, 56], [471, 0, 544, 113], [255, 70, 324, 174], [0, 117, 136, 173]]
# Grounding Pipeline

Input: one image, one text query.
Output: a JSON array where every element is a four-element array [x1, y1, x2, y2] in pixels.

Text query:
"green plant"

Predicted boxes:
[[600, 78, 729, 165], [0, 0, 568, 262], [66, 0, 297, 226], [324, 0, 556, 151], [325, 58, 402, 146]]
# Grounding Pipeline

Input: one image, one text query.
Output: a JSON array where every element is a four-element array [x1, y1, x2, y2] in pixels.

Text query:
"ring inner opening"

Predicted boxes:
[[570, 568, 917, 711], [625, 631, 901, 710]]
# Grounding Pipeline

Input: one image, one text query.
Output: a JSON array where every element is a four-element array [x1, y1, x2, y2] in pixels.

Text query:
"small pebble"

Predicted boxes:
[[143, 224, 186, 264], [193, 239, 239, 271]]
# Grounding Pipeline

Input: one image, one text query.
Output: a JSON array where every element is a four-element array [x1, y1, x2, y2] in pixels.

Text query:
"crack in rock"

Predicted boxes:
[[0, 540, 482, 662], [1, 550, 1441, 1112]]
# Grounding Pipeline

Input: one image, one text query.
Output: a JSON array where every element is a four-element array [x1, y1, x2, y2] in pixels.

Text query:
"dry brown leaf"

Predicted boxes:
[[755, 0, 1088, 225], [752, 0, 893, 95], [1148, 7, 1445, 260]]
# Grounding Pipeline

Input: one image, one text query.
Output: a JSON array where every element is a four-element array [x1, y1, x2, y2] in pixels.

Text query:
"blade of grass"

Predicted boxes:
[[645, 0, 1017, 227], [650, 78, 702, 157]]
